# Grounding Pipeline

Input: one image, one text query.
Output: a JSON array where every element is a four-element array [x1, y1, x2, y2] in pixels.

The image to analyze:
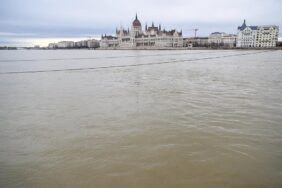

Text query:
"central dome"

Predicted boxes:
[[132, 14, 141, 27]]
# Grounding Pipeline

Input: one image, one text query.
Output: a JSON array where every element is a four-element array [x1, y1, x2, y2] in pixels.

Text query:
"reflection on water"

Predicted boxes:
[[0, 50, 282, 187]]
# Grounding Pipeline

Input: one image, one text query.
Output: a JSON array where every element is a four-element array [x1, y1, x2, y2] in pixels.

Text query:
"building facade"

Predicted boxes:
[[48, 39, 99, 49], [208, 32, 236, 48], [100, 14, 183, 49], [256, 26, 279, 47], [236, 20, 279, 48], [57, 41, 75, 48], [183, 37, 209, 47]]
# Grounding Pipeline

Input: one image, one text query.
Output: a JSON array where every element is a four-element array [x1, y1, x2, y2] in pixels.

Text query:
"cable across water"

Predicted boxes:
[[0, 50, 272, 75]]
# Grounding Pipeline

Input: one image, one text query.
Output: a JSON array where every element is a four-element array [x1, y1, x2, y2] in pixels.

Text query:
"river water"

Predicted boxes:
[[0, 50, 282, 187]]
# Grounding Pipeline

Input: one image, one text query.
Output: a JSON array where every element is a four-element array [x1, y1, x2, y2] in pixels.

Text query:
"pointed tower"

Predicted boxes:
[[131, 13, 142, 37], [242, 19, 246, 28], [238, 19, 247, 31], [241, 19, 247, 30]]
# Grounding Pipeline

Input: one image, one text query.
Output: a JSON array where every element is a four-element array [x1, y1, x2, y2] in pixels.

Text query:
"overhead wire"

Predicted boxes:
[[0, 50, 272, 75]]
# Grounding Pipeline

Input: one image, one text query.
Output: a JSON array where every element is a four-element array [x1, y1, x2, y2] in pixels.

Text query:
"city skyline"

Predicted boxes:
[[0, 0, 282, 46]]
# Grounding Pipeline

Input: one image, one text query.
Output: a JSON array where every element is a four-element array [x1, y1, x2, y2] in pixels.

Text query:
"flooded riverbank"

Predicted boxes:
[[0, 50, 282, 187]]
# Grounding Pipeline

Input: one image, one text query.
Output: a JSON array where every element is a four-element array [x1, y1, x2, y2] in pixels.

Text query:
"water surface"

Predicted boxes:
[[0, 50, 282, 187]]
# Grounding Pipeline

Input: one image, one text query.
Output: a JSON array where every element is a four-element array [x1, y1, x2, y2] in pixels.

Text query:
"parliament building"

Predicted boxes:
[[100, 14, 183, 49]]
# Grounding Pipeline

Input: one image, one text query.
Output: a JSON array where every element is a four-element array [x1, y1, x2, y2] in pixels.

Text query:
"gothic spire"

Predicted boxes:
[[242, 19, 246, 28]]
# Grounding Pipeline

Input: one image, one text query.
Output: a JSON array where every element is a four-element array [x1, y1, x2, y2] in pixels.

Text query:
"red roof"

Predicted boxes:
[[132, 14, 141, 27]]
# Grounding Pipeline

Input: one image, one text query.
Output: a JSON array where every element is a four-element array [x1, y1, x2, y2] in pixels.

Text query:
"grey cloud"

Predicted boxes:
[[0, 0, 281, 46]]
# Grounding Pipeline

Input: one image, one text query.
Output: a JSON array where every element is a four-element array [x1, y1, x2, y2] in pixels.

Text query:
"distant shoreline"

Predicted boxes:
[[1, 47, 281, 51], [95, 47, 282, 51]]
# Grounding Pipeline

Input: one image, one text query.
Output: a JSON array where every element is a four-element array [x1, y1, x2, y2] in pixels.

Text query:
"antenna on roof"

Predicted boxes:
[[190, 29, 199, 38]]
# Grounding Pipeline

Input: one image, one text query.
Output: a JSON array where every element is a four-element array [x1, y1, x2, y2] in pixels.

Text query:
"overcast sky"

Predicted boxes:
[[0, 0, 281, 46]]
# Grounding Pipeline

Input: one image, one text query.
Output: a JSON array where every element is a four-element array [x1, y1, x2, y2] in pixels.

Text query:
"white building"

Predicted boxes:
[[48, 43, 57, 49], [100, 14, 183, 49], [57, 41, 75, 48], [100, 35, 119, 48], [208, 32, 236, 48], [48, 39, 99, 49], [183, 37, 209, 47], [256, 26, 279, 47], [74, 39, 100, 48], [236, 20, 279, 48], [87, 39, 100, 48]]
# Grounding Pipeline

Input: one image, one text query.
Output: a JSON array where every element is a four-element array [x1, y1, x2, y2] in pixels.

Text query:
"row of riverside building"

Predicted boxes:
[[185, 19, 279, 48], [48, 15, 280, 49], [48, 39, 99, 49], [236, 20, 278, 48]]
